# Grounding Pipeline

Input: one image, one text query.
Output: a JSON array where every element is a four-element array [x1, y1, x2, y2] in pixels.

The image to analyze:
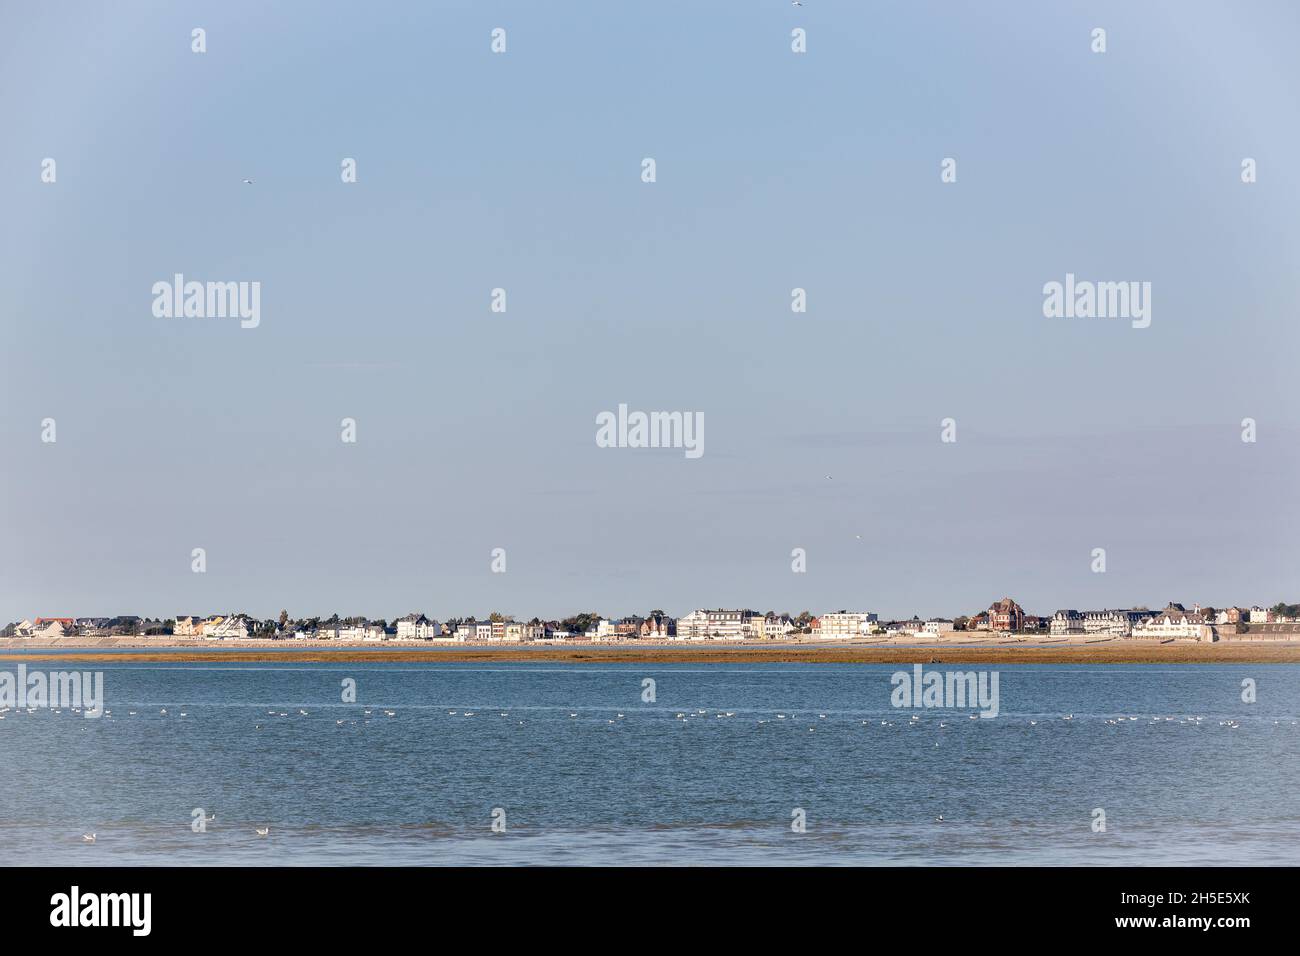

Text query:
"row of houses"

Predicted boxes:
[[675, 610, 799, 640], [1048, 604, 1283, 641], [8, 601, 1297, 642], [10, 616, 171, 640]]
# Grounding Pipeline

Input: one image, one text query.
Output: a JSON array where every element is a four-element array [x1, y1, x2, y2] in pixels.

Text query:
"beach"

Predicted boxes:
[[3, 636, 1299, 664]]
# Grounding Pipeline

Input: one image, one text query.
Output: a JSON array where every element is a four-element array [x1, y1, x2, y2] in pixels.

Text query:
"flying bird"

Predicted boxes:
[[242, 179, 254, 185]]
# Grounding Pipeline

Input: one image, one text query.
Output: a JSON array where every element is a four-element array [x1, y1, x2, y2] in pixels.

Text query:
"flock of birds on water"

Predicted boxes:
[[3, 701, 1289, 845]]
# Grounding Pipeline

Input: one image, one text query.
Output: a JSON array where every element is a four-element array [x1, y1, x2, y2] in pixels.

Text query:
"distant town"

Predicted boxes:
[[6, 598, 1300, 644]]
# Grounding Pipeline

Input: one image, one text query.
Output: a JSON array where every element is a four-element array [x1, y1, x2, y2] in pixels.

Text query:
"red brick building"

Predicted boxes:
[[987, 597, 1026, 633]]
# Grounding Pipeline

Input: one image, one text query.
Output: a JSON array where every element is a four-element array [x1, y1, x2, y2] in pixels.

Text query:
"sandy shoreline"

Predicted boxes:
[[2, 637, 1299, 664]]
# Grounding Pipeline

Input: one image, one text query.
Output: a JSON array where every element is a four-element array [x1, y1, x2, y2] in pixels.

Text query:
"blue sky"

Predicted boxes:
[[2, 1, 1297, 624]]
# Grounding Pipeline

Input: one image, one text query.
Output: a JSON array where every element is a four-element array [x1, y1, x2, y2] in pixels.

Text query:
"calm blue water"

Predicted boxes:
[[2, 662, 1297, 865]]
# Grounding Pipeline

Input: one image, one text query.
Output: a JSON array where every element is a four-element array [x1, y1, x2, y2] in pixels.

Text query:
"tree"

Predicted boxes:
[[279, 609, 289, 628], [489, 611, 507, 623]]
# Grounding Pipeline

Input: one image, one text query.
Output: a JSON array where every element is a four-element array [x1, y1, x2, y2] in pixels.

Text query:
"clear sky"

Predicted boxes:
[[2, 1, 1297, 625]]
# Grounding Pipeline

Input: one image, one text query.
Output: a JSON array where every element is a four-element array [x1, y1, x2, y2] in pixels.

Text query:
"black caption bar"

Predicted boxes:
[[0, 866, 1285, 944]]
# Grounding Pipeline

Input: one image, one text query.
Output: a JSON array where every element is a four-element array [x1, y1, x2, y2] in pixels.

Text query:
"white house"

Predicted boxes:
[[456, 621, 493, 641], [1131, 605, 1212, 642], [30, 619, 71, 639], [922, 619, 956, 637], [395, 614, 444, 640], [339, 622, 385, 642], [675, 609, 756, 640], [758, 614, 796, 640], [1050, 610, 1084, 636], [204, 616, 252, 640], [817, 612, 879, 639]]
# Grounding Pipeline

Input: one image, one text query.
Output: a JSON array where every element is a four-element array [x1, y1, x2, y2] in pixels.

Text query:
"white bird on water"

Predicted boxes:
[[82, 833, 96, 843], [255, 827, 269, 837]]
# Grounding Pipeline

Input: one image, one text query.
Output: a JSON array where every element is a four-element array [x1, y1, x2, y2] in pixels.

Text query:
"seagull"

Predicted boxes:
[[82, 833, 96, 843], [792, 1, 804, 6], [204, 813, 216, 823], [255, 827, 269, 837], [935, 815, 944, 823], [242, 179, 254, 185]]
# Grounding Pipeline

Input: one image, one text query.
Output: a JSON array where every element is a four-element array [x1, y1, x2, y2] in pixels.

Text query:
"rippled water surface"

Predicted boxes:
[[2, 661, 1297, 865]]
